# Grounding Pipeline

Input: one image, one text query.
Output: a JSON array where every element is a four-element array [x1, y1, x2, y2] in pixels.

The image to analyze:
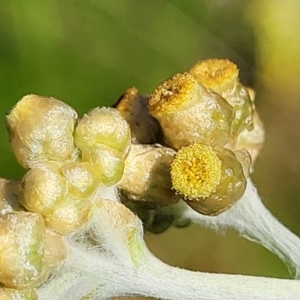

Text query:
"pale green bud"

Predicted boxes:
[[74, 107, 131, 156], [45, 197, 91, 235], [21, 162, 68, 216], [60, 162, 99, 199], [0, 212, 51, 288], [81, 145, 125, 186], [6, 94, 78, 168]]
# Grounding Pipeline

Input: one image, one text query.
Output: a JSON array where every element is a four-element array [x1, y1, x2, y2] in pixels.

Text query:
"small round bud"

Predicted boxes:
[[148, 72, 234, 149], [82, 145, 125, 186], [171, 144, 247, 215], [21, 162, 68, 216], [189, 59, 253, 135], [114, 87, 163, 144], [118, 144, 180, 206], [60, 162, 99, 199], [6, 94, 78, 168], [45, 198, 91, 235], [0, 212, 52, 288], [74, 107, 131, 155], [0, 287, 38, 300]]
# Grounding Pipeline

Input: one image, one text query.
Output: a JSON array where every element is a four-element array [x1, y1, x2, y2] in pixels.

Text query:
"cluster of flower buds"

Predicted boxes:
[[1, 94, 131, 296], [0, 179, 66, 298], [6, 95, 131, 235], [0, 58, 265, 297], [116, 59, 265, 222]]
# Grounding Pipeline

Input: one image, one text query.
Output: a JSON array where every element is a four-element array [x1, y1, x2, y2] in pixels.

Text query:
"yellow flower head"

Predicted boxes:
[[148, 72, 199, 117], [170, 144, 222, 200], [189, 59, 238, 93], [190, 59, 254, 136]]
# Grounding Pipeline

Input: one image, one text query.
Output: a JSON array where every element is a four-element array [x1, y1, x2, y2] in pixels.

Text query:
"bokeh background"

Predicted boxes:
[[1, 0, 300, 296]]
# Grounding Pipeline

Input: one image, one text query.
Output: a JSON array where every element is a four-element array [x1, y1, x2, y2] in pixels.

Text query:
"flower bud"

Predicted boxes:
[[0, 287, 38, 300], [170, 143, 246, 215], [74, 107, 131, 156], [6, 94, 78, 168], [81, 145, 125, 186], [60, 162, 99, 199], [92, 199, 137, 235], [90, 198, 144, 265], [0, 212, 52, 288], [118, 144, 180, 206], [148, 72, 234, 149], [114, 87, 163, 144], [44, 198, 91, 235], [189, 59, 253, 135], [21, 162, 68, 216]]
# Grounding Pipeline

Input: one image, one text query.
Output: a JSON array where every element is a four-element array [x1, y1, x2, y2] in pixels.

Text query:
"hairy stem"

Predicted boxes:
[[175, 179, 300, 277], [38, 241, 300, 300]]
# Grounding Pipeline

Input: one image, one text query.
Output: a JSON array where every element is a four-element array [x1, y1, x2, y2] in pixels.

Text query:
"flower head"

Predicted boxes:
[[190, 59, 253, 135], [171, 144, 222, 199], [148, 73, 234, 149], [189, 59, 239, 93], [171, 143, 247, 215]]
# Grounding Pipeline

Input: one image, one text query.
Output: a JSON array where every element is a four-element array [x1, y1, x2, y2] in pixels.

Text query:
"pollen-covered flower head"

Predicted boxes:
[[171, 143, 247, 215], [189, 59, 239, 94], [148, 72, 234, 149], [190, 59, 254, 135], [171, 143, 222, 199]]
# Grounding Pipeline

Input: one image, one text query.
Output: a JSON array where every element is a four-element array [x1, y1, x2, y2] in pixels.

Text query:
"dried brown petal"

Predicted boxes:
[[115, 87, 163, 144]]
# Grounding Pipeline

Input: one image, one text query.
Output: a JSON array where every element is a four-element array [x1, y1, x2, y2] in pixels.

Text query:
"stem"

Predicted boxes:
[[175, 179, 300, 277], [138, 253, 300, 300], [38, 241, 300, 300]]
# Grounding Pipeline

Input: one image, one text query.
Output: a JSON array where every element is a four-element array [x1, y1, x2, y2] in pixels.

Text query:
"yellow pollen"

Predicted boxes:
[[190, 59, 238, 90], [170, 144, 222, 200], [148, 72, 198, 117]]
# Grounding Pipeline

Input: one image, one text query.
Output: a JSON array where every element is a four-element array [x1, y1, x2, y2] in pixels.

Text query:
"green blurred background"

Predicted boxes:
[[1, 0, 300, 289]]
